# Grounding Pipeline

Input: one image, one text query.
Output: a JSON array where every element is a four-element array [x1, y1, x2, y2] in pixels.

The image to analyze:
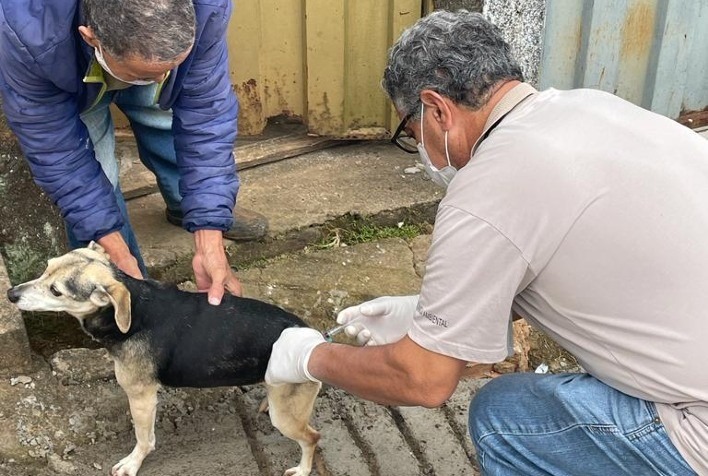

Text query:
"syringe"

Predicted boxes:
[[322, 323, 348, 342], [322, 318, 360, 342]]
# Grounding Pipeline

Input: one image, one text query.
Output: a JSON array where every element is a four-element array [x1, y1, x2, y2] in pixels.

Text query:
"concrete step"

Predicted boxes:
[[124, 140, 444, 277]]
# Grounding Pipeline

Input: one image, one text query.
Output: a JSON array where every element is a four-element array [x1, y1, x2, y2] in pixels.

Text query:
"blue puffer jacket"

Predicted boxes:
[[0, 0, 239, 241]]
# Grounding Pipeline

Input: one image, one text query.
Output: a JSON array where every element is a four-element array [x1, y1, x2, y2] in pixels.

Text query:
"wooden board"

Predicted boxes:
[[119, 133, 345, 201]]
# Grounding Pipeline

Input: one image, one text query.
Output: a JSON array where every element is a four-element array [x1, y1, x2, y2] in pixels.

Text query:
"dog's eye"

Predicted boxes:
[[49, 284, 63, 297]]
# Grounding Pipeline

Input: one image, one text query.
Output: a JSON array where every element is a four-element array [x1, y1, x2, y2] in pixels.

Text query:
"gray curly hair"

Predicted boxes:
[[82, 0, 196, 62], [383, 10, 523, 118]]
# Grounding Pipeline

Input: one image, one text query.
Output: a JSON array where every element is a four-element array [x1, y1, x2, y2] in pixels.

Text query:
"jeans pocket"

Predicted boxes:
[[627, 403, 697, 476]]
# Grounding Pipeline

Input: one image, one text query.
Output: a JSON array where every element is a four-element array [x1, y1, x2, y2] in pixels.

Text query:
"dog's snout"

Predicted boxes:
[[7, 287, 20, 304]]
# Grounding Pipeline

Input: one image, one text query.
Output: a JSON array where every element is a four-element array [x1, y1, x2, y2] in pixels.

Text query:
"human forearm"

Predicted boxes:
[[308, 337, 466, 408]]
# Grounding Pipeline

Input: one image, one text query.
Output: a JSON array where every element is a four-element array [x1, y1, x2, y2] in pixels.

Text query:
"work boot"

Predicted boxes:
[[165, 206, 269, 241]]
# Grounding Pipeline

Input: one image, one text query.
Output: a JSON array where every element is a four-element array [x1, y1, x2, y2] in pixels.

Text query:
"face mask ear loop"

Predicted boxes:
[[419, 103, 425, 147], [444, 130, 452, 168]]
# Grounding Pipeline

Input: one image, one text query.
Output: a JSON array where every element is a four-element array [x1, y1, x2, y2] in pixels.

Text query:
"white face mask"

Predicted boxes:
[[416, 103, 457, 188], [94, 45, 155, 86]]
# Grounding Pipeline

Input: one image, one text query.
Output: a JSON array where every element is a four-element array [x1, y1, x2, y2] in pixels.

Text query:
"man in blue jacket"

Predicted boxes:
[[0, 0, 266, 304]]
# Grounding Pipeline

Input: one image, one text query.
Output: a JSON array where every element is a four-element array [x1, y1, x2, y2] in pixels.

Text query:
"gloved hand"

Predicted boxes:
[[336, 295, 419, 346], [265, 327, 326, 385]]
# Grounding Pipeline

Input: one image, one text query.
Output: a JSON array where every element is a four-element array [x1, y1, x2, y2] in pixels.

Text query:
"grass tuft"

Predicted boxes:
[[316, 220, 425, 249]]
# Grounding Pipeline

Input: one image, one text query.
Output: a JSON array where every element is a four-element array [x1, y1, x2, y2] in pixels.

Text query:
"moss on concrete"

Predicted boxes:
[[0, 138, 67, 286]]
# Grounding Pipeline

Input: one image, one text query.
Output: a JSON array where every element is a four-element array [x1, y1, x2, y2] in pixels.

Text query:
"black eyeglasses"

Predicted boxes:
[[391, 113, 419, 154]]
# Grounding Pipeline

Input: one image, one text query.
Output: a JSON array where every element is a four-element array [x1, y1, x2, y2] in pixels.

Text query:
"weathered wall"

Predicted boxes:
[[0, 96, 68, 286], [0, 253, 32, 375], [483, 0, 545, 87], [433, 0, 483, 12]]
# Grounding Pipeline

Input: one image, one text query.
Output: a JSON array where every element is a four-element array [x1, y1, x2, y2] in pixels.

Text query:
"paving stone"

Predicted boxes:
[[331, 389, 420, 476], [84, 408, 260, 476], [239, 384, 311, 476], [314, 387, 371, 476], [0, 254, 31, 375], [395, 405, 472, 476], [444, 378, 490, 474]]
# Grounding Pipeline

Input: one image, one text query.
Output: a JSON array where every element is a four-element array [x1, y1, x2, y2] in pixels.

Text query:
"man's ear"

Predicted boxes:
[[419, 89, 454, 130], [78, 26, 98, 48], [89, 283, 132, 333]]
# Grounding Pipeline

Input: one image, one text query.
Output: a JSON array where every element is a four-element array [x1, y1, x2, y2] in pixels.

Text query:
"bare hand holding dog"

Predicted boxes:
[[193, 229, 242, 305], [336, 295, 418, 345], [97, 231, 143, 279]]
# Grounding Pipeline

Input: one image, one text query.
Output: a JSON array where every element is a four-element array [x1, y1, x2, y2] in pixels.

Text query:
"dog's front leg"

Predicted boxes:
[[112, 364, 159, 476]]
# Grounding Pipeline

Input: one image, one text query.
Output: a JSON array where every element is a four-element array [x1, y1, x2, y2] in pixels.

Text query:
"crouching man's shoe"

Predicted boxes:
[[165, 207, 269, 242]]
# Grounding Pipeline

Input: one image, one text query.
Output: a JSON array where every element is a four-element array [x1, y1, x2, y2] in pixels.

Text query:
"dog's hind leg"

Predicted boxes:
[[266, 382, 322, 476], [111, 363, 159, 476]]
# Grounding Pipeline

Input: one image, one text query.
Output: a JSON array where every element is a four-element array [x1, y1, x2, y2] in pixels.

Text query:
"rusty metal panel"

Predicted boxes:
[[228, 1, 307, 136], [539, 0, 708, 120], [228, 0, 422, 138], [305, 0, 422, 138]]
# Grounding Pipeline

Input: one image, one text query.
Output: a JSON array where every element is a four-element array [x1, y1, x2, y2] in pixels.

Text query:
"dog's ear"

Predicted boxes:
[[87, 241, 110, 259], [89, 282, 132, 333]]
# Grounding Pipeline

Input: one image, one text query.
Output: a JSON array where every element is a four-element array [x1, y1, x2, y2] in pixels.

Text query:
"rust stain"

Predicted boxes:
[[309, 91, 343, 137], [620, 1, 656, 61], [234, 78, 266, 136], [576, 20, 583, 59]]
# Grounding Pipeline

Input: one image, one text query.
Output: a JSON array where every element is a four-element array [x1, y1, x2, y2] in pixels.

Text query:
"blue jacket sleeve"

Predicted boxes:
[[171, 1, 239, 232], [0, 25, 123, 242]]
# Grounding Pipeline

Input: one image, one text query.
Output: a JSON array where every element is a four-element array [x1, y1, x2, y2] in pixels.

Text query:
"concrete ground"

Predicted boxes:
[[0, 138, 489, 476]]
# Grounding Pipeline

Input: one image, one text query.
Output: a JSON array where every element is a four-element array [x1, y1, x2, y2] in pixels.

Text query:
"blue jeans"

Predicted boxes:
[[469, 373, 697, 476], [72, 84, 182, 276]]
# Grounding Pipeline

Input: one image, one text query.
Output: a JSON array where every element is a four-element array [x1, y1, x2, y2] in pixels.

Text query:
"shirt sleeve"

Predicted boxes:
[[408, 205, 532, 362]]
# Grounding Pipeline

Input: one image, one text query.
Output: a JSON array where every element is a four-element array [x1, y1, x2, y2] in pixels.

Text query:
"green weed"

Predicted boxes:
[[317, 220, 425, 249]]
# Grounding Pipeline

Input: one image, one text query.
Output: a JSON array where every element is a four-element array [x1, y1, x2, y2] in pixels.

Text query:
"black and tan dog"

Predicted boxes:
[[6, 243, 321, 476]]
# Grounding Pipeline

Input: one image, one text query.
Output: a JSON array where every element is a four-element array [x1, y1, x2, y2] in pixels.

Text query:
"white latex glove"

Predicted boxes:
[[265, 327, 326, 385], [335, 295, 419, 346]]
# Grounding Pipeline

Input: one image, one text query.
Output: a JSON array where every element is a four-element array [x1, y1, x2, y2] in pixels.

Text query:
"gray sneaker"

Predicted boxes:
[[165, 207, 269, 241]]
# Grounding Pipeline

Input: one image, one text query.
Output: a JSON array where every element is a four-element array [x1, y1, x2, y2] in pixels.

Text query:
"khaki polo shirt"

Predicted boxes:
[[409, 83, 708, 472]]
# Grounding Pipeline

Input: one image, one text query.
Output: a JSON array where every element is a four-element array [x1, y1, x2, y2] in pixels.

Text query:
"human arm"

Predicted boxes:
[[168, 2, 240, 302], [311, 336, 467, 407], [266, 327, 466, 407], [0, 15, 130, 262], [267, 205, 531, 404]]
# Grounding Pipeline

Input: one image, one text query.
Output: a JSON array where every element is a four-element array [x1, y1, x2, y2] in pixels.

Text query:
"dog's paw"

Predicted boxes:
[[284, 466, 310, 476], [111, 455, 142, 476]]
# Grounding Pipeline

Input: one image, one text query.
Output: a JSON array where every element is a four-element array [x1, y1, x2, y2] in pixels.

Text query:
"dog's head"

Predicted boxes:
[[6, 242, 132, 333]]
